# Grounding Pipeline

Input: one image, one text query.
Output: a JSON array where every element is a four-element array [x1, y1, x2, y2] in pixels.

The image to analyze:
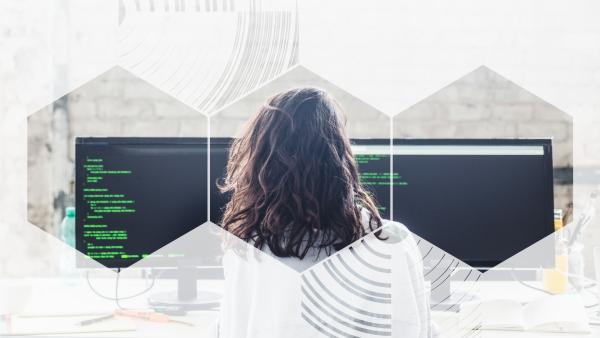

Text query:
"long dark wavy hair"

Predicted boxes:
[[219, 87, 382, 259]]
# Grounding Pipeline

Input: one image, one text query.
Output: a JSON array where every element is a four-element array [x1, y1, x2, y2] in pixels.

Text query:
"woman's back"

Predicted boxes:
[[217, 220, 432, 338]]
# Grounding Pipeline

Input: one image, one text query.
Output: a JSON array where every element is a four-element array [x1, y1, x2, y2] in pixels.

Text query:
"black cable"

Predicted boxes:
[[115, 268, 125, 310], [85, 269, 159, 303]]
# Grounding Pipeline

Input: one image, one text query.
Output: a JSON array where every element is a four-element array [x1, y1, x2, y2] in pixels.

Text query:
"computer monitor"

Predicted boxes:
[[75, 137, 212, 269], [77, 137, 554, 272], [391, 139, 555, 269], [76, 137, 223, 310]]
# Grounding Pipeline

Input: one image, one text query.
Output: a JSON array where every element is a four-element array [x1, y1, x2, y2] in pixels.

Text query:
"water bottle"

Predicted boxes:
[[59, 207, 76, 247], [59, 207, 76, 274]]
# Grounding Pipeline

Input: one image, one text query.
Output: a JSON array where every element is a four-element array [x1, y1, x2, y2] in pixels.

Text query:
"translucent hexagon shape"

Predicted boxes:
[[392, 65, 573, 268], [209, 65, 393, 272], [27, 66, 208, 267]]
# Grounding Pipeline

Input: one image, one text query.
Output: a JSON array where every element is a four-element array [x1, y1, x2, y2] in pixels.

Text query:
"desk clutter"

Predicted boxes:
[[0, 309, 201, 336], [0, 313, 136, 336], [432, 294, 592, 334]]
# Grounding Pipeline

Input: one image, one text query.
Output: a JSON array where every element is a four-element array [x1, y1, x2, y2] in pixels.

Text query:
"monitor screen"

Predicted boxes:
[[391, 139, 555, 268], [351, 140, 392, 219], [75, 137, 209, 268], [76, 137, 554, 270]]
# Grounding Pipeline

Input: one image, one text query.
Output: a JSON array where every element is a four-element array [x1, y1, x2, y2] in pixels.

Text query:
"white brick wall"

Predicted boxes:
[[27, 67, 208, 230], [393, 66, 574, 215], [211, 65, 391, 139]]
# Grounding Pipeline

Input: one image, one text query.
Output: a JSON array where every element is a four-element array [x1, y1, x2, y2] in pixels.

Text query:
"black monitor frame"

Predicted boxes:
[[391, 138, 555, 269], [75, 137, 211, 269], [75, 137, 554, 271]]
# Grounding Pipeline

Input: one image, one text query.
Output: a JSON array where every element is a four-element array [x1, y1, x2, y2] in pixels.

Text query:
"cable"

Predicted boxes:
[[115, 268, 126, 310], [85, 269, 159, 304]]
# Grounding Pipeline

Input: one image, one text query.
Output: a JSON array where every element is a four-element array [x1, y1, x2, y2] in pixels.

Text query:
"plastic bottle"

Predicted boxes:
[[59, 207, 76, 274], [59, 207, 76, 247]]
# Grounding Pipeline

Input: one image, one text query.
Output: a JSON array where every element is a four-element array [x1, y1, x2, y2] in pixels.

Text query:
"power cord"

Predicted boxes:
[[85, 268, 161, 309], [115, 268, 125, 309]]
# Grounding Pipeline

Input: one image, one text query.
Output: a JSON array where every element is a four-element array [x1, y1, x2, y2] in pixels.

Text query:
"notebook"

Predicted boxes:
[[458, 294, 590, 333]]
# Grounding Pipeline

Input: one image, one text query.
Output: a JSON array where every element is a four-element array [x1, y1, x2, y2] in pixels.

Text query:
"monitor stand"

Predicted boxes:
[[148, 267, 221, 313]]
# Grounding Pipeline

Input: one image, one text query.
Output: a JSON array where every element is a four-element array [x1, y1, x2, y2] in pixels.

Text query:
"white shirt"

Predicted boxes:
[[214, 218, 434, 338]]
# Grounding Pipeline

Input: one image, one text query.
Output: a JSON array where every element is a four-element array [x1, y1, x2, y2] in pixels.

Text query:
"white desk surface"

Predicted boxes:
[[431, 281, 600, 337], [1, 277, 221, 337], [1, 278, 598, 337]]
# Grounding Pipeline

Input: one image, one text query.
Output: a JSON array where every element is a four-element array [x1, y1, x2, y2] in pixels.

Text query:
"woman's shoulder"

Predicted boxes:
[[380, 219, 412, 240], [360, 208, 411, 240]]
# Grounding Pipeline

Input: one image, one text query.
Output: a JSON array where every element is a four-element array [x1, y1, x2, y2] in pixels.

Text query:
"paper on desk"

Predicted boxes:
[[523, 294, 590, 333], [458, 294, 591, 334], [2, 314, 136, 335]]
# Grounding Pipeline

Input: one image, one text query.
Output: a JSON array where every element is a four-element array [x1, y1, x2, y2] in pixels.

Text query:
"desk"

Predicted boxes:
[[432, 281, 600, 337], [1, 278, 598, 337], [0, 276, 221, 337]]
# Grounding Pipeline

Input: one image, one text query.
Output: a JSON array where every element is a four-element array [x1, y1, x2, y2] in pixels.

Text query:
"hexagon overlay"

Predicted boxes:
[[392, 65, 573, 267], [27, 66, 208, 267]]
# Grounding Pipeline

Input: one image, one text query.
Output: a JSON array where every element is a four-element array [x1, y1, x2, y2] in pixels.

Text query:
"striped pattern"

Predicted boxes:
[[118, 0, 298, 114], [301, 238, 393, 337], [415, 236, 483, 337]]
